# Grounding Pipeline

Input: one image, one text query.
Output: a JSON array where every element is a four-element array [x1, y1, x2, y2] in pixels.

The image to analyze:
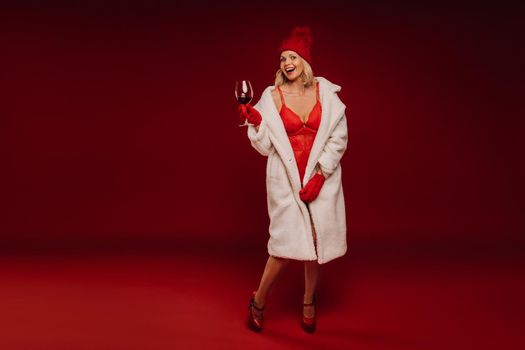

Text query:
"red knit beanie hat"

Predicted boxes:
[[278, 26, 313, 64]]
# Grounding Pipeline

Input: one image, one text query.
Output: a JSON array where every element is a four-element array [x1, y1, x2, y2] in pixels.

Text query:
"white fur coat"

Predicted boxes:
[[247, 76, 348, 264]]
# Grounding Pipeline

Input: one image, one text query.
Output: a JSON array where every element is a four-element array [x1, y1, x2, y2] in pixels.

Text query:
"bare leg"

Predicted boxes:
[[251, 255, 289, 318], [248, 256, 288, 330], [304, 260, 320, 318]]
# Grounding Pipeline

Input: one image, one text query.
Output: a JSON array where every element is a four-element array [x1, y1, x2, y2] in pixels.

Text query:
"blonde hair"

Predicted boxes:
[[274, 56, 315, 88]]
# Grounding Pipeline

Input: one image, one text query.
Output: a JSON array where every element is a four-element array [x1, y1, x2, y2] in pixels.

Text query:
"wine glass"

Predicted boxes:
[[235, 80, 253, 127]]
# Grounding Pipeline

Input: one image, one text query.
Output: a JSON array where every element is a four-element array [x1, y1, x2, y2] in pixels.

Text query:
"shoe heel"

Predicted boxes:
[[301, 294, 316, 334], [248, 291, 265, 332]]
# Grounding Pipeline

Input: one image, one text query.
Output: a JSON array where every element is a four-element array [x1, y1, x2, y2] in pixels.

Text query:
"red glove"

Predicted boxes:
[[300, 173, 325, 203], [238, 103, 262, 126]]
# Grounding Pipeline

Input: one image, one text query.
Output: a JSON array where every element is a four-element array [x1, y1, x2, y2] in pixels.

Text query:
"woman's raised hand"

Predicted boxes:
[[300, 173, 325, 203], [238, 103, 262, 126]]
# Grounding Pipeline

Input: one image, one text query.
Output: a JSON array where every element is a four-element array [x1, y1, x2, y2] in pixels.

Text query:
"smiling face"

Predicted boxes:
[[279, 50, 305, 81]]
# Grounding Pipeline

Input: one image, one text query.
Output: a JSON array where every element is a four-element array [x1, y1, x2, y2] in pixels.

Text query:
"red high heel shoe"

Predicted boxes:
[[301, 294, 316, 334], [247, 291, 265, 332]]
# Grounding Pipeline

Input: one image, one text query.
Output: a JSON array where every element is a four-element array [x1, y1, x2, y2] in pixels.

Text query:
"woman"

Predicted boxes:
[[238, 27, 348, 334]]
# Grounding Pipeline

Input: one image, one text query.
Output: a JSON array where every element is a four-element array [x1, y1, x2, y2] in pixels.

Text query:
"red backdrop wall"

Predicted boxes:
[[1, 1, 523, 249]]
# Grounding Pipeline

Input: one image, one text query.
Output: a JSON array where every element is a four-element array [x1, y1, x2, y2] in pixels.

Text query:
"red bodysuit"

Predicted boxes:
[[277, 81, 322, 182]]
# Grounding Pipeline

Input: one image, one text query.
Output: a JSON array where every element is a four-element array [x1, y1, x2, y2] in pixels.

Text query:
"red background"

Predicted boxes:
[[2, 1, 522, 247], [0, 1, 524, 349]]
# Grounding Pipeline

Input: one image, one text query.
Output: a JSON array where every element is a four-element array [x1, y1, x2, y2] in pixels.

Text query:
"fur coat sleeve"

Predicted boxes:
[[247, 120, 273, 156], [317, 114, 348, 176]]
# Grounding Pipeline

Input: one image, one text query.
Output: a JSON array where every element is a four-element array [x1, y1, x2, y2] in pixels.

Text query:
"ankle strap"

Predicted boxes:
[[250, 297, 265, 311], [303, 294, 316, 306]]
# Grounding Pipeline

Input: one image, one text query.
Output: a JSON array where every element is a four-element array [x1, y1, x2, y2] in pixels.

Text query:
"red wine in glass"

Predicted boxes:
[[237, 95, 252, 105], [235, 80, 253, 126]]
